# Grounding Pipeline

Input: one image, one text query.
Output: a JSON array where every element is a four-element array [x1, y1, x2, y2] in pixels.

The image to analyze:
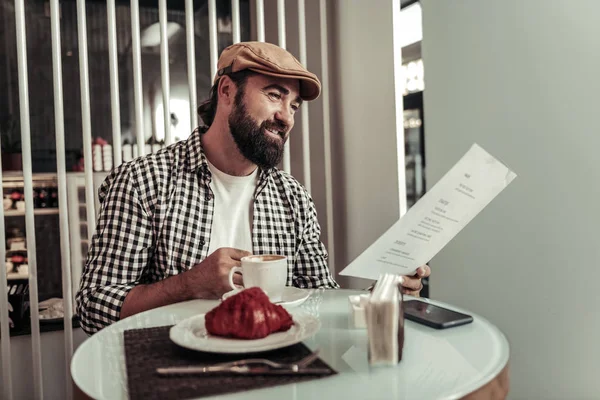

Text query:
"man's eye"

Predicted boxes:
[[291, 104, 299, 112], [268, 92, 281, 100]]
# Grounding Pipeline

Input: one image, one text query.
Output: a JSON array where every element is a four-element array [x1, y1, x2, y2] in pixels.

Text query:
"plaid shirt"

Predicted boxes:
[[76, 130, 339, 335]]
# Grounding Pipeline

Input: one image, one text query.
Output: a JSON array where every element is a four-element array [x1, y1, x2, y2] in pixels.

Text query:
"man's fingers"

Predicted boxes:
[[226, 248, 253, 261], [401, 276, 423, 291], [232, 272, 243, 286], [400, 268, 427, 296], [402, 287, 422, 297], [416, 264, 431, 278]]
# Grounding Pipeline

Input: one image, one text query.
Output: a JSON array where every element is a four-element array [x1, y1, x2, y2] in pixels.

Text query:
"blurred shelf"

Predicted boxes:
[[1, 315, 81, 338], [7, 272, 29, 281], [3, 208, 60, 217], [2, 173, 58, 189]]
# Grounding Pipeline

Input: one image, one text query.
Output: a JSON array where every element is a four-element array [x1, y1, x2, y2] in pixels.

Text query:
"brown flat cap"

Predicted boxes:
[[214, 41, 321, 101]]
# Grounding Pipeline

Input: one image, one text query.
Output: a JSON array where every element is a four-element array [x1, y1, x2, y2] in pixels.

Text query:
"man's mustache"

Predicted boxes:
[[263, 120, 288, 136]]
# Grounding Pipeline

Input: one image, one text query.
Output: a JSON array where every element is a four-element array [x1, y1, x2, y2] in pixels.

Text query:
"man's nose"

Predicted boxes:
[[275, 107, 294, 129]]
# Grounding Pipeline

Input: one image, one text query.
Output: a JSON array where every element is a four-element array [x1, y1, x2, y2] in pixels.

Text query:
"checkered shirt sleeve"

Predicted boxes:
[[75, 163, 153, 335]]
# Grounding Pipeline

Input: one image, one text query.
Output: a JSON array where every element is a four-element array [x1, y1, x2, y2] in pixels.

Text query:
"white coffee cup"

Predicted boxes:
[[228, 254, 288, 302]]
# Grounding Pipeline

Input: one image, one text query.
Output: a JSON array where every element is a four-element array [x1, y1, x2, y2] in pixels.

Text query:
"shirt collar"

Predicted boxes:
[[185, 126, 210, 174]]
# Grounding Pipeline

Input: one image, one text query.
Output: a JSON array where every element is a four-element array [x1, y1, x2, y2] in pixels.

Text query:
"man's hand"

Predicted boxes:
[[120, 247, 251, 320], [184, 247, 252, 299], [400, 264, 431, 297]]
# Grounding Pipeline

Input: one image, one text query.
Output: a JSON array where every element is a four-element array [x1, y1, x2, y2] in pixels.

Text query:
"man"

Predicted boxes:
[[76, 42, 429, 335]]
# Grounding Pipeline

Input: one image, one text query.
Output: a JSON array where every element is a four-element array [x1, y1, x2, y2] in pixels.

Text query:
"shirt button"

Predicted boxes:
[[205, 194, 212, 201], [200, 239, 205, 246]]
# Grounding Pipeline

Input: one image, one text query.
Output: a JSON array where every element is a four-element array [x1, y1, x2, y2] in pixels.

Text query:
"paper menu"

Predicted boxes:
[[339, 143, 517, 280]]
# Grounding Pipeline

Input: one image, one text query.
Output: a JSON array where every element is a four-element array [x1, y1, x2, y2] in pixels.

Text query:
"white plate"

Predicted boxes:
[[169, 308, 320, 354], [222, 287, 311, 308]]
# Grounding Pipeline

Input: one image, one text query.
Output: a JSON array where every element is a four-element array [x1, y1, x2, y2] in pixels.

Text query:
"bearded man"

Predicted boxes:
[[76, 42, 429, 335]]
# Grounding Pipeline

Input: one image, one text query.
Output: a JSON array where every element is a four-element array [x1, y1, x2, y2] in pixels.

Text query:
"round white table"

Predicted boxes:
[[71, 289, 509, 400]]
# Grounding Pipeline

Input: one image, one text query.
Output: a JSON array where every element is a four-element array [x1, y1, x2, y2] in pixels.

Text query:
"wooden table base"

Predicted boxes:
[[462, 363, 510, 400]]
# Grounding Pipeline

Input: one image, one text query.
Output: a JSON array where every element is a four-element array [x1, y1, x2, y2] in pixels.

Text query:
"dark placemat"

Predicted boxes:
[[123, 325, 337, 400]]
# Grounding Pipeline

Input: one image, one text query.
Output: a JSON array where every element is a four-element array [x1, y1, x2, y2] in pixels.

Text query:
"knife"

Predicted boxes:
[[156, 365, 334, 376]]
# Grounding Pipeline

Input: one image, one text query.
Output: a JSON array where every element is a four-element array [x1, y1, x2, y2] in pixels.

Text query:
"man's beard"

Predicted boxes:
[[228, 90, 288, 170]]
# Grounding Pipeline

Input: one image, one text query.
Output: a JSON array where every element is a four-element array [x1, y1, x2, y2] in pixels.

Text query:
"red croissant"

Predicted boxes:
[[205, 287, 294, 339]]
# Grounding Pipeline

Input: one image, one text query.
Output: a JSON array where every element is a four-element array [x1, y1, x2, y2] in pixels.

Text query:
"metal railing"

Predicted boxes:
[[14, 1, 43, 399]]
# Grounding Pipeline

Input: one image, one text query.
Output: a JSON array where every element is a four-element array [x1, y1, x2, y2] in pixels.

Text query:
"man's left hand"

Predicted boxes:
[[401, 265, 431, 297]]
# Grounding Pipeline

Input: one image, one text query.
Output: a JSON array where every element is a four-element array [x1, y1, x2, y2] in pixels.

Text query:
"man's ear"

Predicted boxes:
[[217, 75, 236, 107]]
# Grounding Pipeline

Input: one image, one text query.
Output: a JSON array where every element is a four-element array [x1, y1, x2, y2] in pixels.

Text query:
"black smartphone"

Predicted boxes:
[[403, 300, 474, 329]]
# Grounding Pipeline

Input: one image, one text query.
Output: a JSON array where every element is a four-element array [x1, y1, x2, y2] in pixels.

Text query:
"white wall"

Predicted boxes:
[[421, 1, 600, 398]]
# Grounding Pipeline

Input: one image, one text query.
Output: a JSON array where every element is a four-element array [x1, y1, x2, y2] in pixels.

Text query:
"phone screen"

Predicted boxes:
[[404, 300, 473, 328]]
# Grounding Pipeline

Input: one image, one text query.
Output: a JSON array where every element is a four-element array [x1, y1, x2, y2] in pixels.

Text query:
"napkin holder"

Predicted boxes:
[[365, 273, 404, 367]]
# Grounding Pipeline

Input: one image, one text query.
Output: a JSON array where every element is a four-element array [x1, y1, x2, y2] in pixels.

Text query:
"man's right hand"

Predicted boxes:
[[184, 247, 252, 299]]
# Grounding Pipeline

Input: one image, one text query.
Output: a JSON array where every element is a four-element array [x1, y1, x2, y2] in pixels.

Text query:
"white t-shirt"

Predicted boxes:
[[206, 159, 259, 255]]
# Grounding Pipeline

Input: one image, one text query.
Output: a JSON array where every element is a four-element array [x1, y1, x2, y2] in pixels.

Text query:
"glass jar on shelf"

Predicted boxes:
[[38, 186, 49, 208], [50, 185, 58, 208]]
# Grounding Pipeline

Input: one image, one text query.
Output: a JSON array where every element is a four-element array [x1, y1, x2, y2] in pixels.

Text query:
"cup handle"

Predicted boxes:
[[228, 266, 243, 290]]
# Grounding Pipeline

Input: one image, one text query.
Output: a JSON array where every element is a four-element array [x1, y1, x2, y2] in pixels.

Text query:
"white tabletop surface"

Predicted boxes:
[[71, 289, 509, 400]]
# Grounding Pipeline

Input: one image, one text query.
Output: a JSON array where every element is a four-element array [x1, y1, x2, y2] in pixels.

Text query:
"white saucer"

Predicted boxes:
[[221, 286, 311, 308], [169, 308, 320, 354]]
